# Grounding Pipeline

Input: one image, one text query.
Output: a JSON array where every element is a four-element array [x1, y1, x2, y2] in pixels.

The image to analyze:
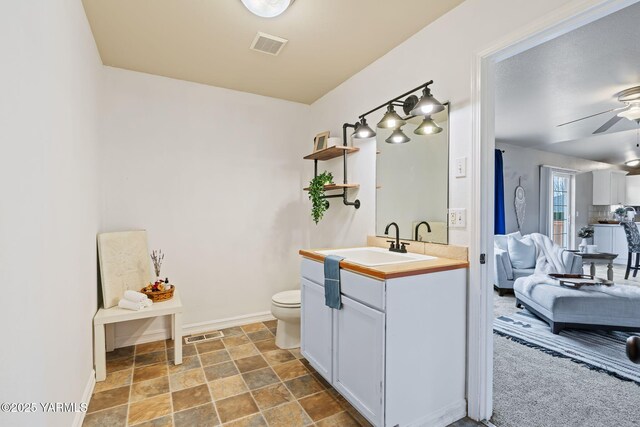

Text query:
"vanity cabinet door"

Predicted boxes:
[[300, 278, 333, 381], [333, 295, 385, 427]]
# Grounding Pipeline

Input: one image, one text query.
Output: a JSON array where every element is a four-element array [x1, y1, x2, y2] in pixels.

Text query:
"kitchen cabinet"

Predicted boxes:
[[592, 224, 637, 264], [627, 175, 640, 206], [300, 257, 466, 427], [592, 170, 628, 205]]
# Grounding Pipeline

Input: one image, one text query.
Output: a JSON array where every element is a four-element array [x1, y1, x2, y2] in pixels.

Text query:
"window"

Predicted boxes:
[[549, 170, 575, 248]]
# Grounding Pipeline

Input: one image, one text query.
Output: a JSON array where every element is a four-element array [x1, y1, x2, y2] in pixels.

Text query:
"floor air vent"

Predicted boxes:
[[184, 330, 224, 345], [250, 32, 288, 56]]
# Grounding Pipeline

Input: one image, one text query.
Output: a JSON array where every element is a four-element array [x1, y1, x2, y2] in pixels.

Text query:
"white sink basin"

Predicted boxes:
[[317, 247, 436, 267]]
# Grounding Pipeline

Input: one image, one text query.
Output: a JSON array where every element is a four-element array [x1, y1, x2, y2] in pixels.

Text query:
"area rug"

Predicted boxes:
[[494, 310, 640, 383]]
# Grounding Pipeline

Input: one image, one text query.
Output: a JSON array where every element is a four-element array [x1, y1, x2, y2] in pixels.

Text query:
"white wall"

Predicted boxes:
[[0, 1, 102, 426], [305, 0, 580, 249], [497, 142, 623, 237], [99, 68, 310, 341]]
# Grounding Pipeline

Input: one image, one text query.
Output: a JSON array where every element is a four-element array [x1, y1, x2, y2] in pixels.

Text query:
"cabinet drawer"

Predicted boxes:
[[301, 257, 385, 311]]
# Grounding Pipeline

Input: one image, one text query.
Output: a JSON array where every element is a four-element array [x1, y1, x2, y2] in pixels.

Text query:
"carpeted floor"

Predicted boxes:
[[491, 264, 640, 427]]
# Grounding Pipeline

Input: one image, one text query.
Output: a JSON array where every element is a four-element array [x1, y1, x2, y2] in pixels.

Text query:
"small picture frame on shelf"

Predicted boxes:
[[313, 131, 330, 152]]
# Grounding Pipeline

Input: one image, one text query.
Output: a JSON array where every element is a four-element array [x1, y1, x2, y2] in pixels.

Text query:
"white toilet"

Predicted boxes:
[[270, 290, 301, 349]]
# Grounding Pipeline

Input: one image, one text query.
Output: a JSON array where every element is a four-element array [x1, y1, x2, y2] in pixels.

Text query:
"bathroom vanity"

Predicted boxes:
[[299, 247, 468, 427]]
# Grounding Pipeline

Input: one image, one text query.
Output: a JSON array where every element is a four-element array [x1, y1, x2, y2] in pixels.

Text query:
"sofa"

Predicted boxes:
[[493, 231, 582, 296]]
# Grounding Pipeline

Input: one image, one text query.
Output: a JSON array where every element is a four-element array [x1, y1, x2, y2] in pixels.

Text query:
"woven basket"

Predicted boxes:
[[141, 286, 175, 302]]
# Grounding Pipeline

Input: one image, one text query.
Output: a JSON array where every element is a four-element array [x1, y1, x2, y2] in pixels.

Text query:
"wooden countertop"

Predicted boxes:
[[299, 248, 469, 280]]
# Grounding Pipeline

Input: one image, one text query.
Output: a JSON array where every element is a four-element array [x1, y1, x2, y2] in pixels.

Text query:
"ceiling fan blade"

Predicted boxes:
[[556, 106, 628, 127], [593, 115, 624, 134]]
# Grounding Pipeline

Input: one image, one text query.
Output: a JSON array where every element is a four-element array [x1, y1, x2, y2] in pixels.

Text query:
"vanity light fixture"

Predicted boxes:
[[410, 87, 445, 116], [414, 116, 443, 135], [626, 159, 640, 167], [240, 0, 294, 18], [353, 118, 376, 139], [377, 104, 406, 129], [385, 128, 410, 144]]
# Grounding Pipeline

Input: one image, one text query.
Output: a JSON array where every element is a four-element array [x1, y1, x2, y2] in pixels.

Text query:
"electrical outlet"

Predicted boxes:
[[455, 157, 467, 178], [448, 208, 467, 228]]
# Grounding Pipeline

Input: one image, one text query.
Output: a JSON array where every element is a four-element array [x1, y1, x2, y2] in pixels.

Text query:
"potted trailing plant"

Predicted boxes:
[[615, 206, 627, 222], [308, 171, 334, 224], [577, 226, 594, 252]]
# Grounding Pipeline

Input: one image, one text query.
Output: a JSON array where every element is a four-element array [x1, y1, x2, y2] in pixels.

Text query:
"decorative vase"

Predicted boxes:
[[579, 238, 588, 253]]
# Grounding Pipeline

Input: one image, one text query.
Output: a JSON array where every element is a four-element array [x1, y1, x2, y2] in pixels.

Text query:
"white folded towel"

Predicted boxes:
[[118, 299, 144, 311], [142, 298, 153, 308], [124, 290, 148, 303]]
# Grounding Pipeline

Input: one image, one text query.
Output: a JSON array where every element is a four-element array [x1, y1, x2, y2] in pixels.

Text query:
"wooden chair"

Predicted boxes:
[[621, 222, 640, 279]]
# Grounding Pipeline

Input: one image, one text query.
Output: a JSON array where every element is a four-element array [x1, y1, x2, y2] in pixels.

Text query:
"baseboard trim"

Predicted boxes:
[[114, 311, 275, 348], [73, 369, 96, 427], [406, 399, 467, 427]]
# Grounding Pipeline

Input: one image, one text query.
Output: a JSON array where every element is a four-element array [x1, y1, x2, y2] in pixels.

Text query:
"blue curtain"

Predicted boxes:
[[495, 149, 506, 234]]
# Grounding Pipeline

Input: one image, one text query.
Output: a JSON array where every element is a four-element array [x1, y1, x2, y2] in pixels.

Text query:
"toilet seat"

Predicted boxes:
[[272, 290, 301, 308]]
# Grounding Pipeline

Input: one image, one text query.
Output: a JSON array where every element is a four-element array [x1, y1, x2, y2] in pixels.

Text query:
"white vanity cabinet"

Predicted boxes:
[[300, 257, 467, 427], [592, 170, 628, 205]]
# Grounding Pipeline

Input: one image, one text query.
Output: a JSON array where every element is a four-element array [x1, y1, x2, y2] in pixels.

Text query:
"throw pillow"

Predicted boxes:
[[494, 231, 523, 252], [508, 235, 536, 269]]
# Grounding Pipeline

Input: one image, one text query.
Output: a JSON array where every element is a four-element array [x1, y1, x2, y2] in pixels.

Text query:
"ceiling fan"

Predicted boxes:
[[557, 85, 640, 134]]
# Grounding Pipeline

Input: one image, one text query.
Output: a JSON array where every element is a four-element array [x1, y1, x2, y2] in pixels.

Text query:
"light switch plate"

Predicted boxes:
[[455, 157, 466, 178], [448, 208, 466, 228], [448, 209, 457, 227]]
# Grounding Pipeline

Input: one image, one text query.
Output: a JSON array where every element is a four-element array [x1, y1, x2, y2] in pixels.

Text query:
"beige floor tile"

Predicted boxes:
[[128, 393, 172, 425], [173, 402, 219, 427], [250, 383, 294, 410], [135, 350, 167, 367], [315, 411, 361, 427], [262, 349, 295, 366], [241, 367, 280, 390], [288, 348, 304, 359], [87, 386, 130, 413], [132, 415, 174, 427], [168, 355, 201, 374], [170, 368, 206, 391], [215, 392, 259, 423], [228, 344, 259, 360], [106, 356, 134, 374], [262, 320, 277, 329], [172, 384, 212, 412], [82, 404, 127, 426], [223, 412, 267, 427], [105, 346, 134, 361], [241, 323, 267, 333], [204, 361, 239, 381], [136, 340, 166, 355], [223, 335, 251, 348], [283, 374, 324, 399], [253, 339, 279, 353], [220, 326, 244, 337], [235, 355, 268, 373], [130, 376, 170, 403], [94, 369, 132, 393], [246, 330, 274, 343], [168, 344, 197, 360], [200, 349, 231, 367], [197, 340, 226, 354], [133, 363, 168, 383], [271, 360, 308, 382], [298, 390, 343, 421], [262, 402, 312, 427], [209, 374, 249, 401]]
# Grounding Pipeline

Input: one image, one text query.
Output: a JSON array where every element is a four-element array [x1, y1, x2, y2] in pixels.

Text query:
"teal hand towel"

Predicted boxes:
[[324, 255, 344, 309]]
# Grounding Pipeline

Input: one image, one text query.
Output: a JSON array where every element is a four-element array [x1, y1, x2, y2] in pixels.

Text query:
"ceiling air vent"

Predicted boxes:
[[250, 32, 288, 56]]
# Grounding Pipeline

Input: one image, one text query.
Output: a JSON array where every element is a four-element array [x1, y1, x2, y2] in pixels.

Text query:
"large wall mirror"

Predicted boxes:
[[375, 104, 449, 244]]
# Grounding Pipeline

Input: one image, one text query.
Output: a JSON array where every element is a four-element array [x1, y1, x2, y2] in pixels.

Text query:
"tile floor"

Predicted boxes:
[[84, 320, 375, 427]]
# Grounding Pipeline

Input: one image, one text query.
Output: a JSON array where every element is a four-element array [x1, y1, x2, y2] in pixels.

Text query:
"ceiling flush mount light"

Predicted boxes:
[[353, 118, 376, 139], [414, 116, 443, 135], [240, 0, 294, 18], [410, 87, 445, 116], [385, 128, 410, 144], [625, 159, 640, 167], [377, 104, 406, 129]]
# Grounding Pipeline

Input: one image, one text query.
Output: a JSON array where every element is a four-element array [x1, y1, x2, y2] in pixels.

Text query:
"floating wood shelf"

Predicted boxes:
[[303, 146, 359, 161], [304, 183, 360, 191]]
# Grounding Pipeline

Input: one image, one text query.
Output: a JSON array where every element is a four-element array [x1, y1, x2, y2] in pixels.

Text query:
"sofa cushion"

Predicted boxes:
[[495, 231, 523, 252], [513, 268, 535, 280], [508, 236, 536, 269]]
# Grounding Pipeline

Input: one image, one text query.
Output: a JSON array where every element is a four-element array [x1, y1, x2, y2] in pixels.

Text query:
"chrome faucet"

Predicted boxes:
[[384, 222, 409, 253], [414, 221, 432, 241]]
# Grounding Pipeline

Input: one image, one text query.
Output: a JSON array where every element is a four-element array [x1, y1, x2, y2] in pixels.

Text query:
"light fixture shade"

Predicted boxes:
[[414, 116, 443, 135], [385, 128, 410, 144], [618, 104, 640, 121], [625, 159, 640, 167], [410, 87, 445, 116], [353, 118, 376, 139], [240, 0, 294, 18], [377, 105, 406, 129]]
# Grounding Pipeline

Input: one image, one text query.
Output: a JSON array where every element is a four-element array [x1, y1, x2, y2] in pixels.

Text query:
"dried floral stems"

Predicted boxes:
[[150, 249, 164, 278]]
